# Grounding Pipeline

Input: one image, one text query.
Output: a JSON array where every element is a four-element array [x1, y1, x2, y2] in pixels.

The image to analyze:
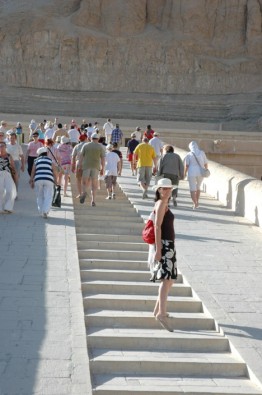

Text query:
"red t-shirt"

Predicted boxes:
[[144, 130, 154, 140]]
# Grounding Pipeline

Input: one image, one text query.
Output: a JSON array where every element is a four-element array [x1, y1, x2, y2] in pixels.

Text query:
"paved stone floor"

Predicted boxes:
[[0, 153, 262, 394]]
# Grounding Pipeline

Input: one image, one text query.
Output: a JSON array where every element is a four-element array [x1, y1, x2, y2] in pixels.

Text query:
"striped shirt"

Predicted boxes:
[[34, 156, 54, 183]]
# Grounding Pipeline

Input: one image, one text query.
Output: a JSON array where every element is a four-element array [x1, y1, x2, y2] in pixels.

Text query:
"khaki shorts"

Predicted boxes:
[[83, 168, 99, 179], [137, 166, 152, 186], [104, 175, 117, 188]]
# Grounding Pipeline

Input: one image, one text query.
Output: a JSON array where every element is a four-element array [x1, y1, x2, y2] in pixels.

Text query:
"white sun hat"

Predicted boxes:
[[152, 178, 177, 191]]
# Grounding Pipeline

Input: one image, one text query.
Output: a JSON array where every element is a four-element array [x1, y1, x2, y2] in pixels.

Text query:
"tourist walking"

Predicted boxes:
[[143, 124, 155, 140], [78, 133, 105, 206], [57, 136, 72, 197], [149, 178, 178, 332], [71, 134, 88, 198], [157, 145, 184, 207], [149, 132, 164, 161], [26, 132, 43, 175], [68, 124, 80, 147], [104, 144, 120, 199], [52, 123, 69, 141], [0, 141, 17, 213], [103, 118, 114, 143], [29, 147, 57, 218], [6, 132, 25, 188], [126, 133, 139, 175], [133, 137, 157, 199], [110, 123, 123, 147], [184, 141, 208, 209]]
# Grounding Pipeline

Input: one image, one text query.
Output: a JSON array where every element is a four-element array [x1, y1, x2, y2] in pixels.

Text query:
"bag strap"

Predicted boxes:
[[47, 147, 59, 166], [192, 152, 204, 170]]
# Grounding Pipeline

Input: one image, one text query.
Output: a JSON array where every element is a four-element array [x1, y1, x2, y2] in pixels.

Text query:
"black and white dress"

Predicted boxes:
[[148, 208, 177, 282]]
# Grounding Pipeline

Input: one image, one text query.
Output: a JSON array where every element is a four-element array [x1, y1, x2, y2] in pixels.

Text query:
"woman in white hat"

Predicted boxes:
[[150, 178, 178, 332], [29, 147, 57, 218], [57, 136, 73, 196]]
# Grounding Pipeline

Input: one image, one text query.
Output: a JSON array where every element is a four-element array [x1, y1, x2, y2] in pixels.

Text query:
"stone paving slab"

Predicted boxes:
[[117, 162, 262, 385], [0, 170, 92, 395]]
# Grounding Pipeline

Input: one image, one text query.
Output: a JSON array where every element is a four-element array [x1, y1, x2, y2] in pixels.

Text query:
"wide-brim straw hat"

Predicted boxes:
[[152, 178, 177, 191]]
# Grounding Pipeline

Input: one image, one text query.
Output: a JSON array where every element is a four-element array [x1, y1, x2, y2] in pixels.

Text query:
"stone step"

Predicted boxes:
[[76, 226, 142, 235], [92, 376, 262, 395], [78, 249, 147, 260], [78, 240, 147, 251], [74, 212, 140, 220], [82, 281, 192, 297], [75, 219, 143, 228], [77, 234, 143, 243], [90, 351, 246, 376], [85, 310, 215, 330], [83, 294, 201, 313], [87, 328, 229, 352], [79, 258, 148, 271], [80, 268, 183, 283]]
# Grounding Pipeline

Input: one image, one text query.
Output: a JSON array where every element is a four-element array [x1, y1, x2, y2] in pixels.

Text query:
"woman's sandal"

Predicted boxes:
[[156, 315, 173, 332]]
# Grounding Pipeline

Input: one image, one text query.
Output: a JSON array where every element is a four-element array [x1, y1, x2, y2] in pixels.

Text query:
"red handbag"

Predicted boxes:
[[142, 212, 155, 244]]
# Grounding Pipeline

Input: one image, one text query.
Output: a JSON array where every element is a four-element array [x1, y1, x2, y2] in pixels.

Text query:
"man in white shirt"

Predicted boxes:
[[68, 125, 80, 147], [44, 123, 55, 140], [134, 126, 141, 142], [104, 144, 120, 199], [149, 132, 164, 160], [103, 118, 114, 143]]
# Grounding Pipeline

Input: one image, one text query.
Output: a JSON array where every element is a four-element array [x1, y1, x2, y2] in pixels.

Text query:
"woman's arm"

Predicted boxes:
[[154, 200, 166, 262]]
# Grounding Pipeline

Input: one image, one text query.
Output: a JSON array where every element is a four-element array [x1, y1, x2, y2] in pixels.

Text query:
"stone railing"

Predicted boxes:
[[176, 148, 262, 228]]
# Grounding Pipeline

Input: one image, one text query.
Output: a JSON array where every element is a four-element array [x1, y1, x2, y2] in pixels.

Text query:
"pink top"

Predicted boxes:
[[58, 144, 72, 165], [27, 141, 44, 157]]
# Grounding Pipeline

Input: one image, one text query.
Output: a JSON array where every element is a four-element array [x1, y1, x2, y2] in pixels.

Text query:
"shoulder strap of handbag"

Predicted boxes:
[[47, 147, 59, 166], [192, 152, 204, 170]]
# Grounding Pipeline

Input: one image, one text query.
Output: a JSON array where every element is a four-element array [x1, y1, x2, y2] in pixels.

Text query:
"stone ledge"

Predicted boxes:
[[176, 148, 262, 228]]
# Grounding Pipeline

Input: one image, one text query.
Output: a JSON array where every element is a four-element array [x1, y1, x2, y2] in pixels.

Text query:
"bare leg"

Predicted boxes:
[[196, 189, 201, 207], [91, 177, 98, 204], [190, 191, 198, 208], [63, 174, 69, 195], [155, 280, 174, 318]]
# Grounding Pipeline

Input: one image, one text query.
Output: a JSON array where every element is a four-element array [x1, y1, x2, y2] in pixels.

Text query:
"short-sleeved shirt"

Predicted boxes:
[[127, 139, 139, 154], [27, 141, 44, 157], [7, 143, 23, 161], [105, 151, 120, 176], [81, 141, 105, 170], [134, 143, 156, 167], [149, 137, 164, 156]]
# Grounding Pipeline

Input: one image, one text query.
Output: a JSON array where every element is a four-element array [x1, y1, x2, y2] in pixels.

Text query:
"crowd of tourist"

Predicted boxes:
[[0, 117, 209, 216], [0, 116, 209, 332]]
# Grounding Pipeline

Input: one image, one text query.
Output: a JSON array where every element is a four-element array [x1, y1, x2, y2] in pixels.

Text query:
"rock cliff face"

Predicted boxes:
[[0, 0, 261, 94]]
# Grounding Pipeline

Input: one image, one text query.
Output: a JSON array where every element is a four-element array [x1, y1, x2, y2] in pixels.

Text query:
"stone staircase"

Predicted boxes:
[[72, 178, 262, 394]]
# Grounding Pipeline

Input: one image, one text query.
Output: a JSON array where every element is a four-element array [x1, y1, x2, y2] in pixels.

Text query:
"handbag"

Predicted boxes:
[[200, 168, 211, 178], [192, 152, 210, 178], [52, 184, 61, 207], [142, 211, 155, 244]]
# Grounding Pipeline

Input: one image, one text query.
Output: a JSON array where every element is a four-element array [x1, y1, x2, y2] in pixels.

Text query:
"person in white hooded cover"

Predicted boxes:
[[184, 141, 208, 209]]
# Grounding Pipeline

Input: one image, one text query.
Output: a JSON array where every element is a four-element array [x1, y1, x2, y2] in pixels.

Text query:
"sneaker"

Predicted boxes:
[[112, 193, 116, 199], [106, 196, 112, 200], [80, 192, 87, 204], [43, 213, 48, 218], [91, 201, 96, 207]]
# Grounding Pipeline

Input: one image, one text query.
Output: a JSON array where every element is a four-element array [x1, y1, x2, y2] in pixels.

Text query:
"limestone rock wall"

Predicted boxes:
[[0, 0, 261, 94]]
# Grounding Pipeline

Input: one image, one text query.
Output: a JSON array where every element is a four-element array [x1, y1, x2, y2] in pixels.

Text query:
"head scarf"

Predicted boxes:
[[189, 141, 201, 156]]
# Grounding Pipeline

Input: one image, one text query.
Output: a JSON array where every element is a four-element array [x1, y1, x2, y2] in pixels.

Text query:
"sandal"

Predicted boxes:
[[156, 315, 173, 332]]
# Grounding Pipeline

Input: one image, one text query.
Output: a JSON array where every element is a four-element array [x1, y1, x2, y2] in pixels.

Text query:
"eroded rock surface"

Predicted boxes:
[[0, 0, 261, 94]]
